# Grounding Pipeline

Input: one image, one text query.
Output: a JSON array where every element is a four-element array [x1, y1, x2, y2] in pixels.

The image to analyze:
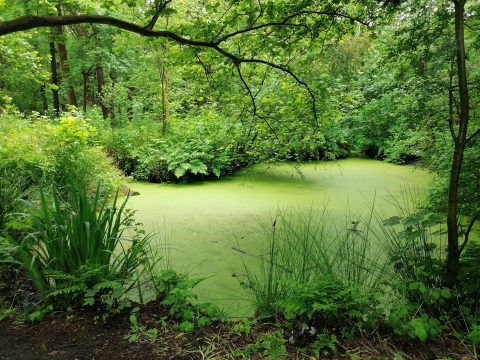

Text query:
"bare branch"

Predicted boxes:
[[466, 128, 480, 144], [143, 0, 172, 31], [459, 213, 480, 254], [239, 58, 318, 125], [235, 64, 284, 143], [194, 51, 213, 86]]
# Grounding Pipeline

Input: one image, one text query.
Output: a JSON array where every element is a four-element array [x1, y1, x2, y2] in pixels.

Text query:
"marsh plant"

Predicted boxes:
[[241, 204, 389, 319], [241, 196, 479, 346], [10, 178, 151, 309]]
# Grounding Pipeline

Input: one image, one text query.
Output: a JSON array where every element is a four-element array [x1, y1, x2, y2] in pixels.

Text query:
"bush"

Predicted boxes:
[[102, 112, 243, 182], [0, 109, 121, 197], [376, 197, 479, 343]]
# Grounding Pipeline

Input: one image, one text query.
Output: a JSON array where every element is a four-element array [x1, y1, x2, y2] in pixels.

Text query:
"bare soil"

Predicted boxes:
[[0, 301, 477, 360]]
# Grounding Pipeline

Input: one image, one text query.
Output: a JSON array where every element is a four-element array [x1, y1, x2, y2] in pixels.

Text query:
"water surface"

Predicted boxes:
[[128, 158, 430, 316]]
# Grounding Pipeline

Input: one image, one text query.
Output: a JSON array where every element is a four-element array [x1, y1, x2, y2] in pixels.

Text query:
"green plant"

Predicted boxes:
[[0, 170, 26, 233], [311, 333, 338, 357], [152, 269, 224, 333], [125, 307, 160, 343], [10, 177, 150, 309], [275, 277, 378, 332], [0, 111, 121, 198], [376, 193, 480, 343], [245, 331, 288, 360], [242, 206, 388, 317]]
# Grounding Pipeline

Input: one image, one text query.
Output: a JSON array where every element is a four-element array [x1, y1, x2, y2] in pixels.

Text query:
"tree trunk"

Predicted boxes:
[[161, 59, 169, 134], [40, 83, 48, 113], [54, 5, 77, 108], [57, 40, 78, 107], [127, 86, 134, 121], [109, 71, 117, 124], [96, 64, 109, 119], [49, 41, 60, 116], [445, 0, 470, 286], [82, 70, 88, 113]]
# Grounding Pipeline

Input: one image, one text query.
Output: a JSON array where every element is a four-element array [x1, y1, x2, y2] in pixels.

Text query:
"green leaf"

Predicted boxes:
[[179, 321, 194, 333], [182, 309, 194, 322], [212, 165, 221, 178], [410, 318, 428, 342], [440, 289, 451, 299], [174, 167, 187, 178], [382, 216, 402, 226]]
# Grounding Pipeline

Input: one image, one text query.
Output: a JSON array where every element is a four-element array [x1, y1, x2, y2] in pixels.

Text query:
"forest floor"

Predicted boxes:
[[0, 300, 477, 360]]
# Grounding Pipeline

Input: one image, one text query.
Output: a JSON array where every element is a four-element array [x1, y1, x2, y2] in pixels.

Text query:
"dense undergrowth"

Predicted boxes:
[[1, 174, 478, 358]]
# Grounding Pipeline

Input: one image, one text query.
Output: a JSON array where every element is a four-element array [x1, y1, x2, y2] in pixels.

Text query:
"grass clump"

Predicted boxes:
[[8, 177, 151, 313]]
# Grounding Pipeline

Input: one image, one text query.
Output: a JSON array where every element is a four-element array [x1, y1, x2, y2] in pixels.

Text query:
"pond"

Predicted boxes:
[[128, 158, 430, 317]]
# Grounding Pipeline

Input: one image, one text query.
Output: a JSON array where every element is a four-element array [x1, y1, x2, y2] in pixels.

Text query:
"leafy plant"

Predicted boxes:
[[152, 269, 224, 333], [311, 333, 339, 357], [245, 331, 288, 360], [242, 206, 388, 317], [10, 177, 151, 309], [125, 307, 160, 343]]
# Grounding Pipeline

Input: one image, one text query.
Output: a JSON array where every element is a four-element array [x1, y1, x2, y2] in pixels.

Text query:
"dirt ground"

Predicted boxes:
[[0, 301, 478, 360]]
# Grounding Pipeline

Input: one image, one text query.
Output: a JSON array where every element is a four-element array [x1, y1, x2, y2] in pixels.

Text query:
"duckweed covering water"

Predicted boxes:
[[128, 159, 430, 316]]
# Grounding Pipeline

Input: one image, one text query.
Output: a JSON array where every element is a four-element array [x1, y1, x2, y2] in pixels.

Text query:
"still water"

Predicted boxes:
[[128, 158, 430, 316]]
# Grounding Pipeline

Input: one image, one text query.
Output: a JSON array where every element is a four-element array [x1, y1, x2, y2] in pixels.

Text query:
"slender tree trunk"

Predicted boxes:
[[82, 70, 88, 113], [55, 4, 78, 108], [49, 41, 60, 116], [96, 64, 109, 119], [161, 57, 169, 134], [109, 71, 117, 124], [161, 15, 170, 135], [57, 41, 78, 107], [445, 0, 470, 286], [127, 86, 134, 121], [40, 84, 48, 113]]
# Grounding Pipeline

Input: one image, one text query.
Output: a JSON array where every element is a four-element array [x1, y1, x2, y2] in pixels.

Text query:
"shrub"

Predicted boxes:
[[0, 109, 121, 197], [376, 195, 479, 343], [102, 112, 242, 182]]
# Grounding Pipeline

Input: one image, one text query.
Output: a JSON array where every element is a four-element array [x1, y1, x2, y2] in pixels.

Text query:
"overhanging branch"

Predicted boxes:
[[0, 13, 318, 124]]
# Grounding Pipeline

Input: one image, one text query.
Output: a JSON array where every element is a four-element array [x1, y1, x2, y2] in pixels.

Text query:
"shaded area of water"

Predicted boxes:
[[128, 158, 430, 317]]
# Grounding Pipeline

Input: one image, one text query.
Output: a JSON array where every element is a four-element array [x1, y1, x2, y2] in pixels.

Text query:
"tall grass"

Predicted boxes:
[[372, 188, 447, 288], [0, 170, 26, 233], [242, 203, 392, 315]]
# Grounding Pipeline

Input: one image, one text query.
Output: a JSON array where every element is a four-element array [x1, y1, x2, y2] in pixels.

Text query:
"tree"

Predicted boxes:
[[444, 0, 478, 286]]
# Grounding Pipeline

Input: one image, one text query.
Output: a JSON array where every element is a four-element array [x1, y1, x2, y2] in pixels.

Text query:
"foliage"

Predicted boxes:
[[125, 307, 161, 343], [242, 206, 389, 316], [149, 269, 224, 333], [10, 178, 150, 310], [244, 331, 288, 360], [378, 200, 479, 343], [0, 169, 26, 233], [0, 109, 121, 195], [104, 112, 242, 182]]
